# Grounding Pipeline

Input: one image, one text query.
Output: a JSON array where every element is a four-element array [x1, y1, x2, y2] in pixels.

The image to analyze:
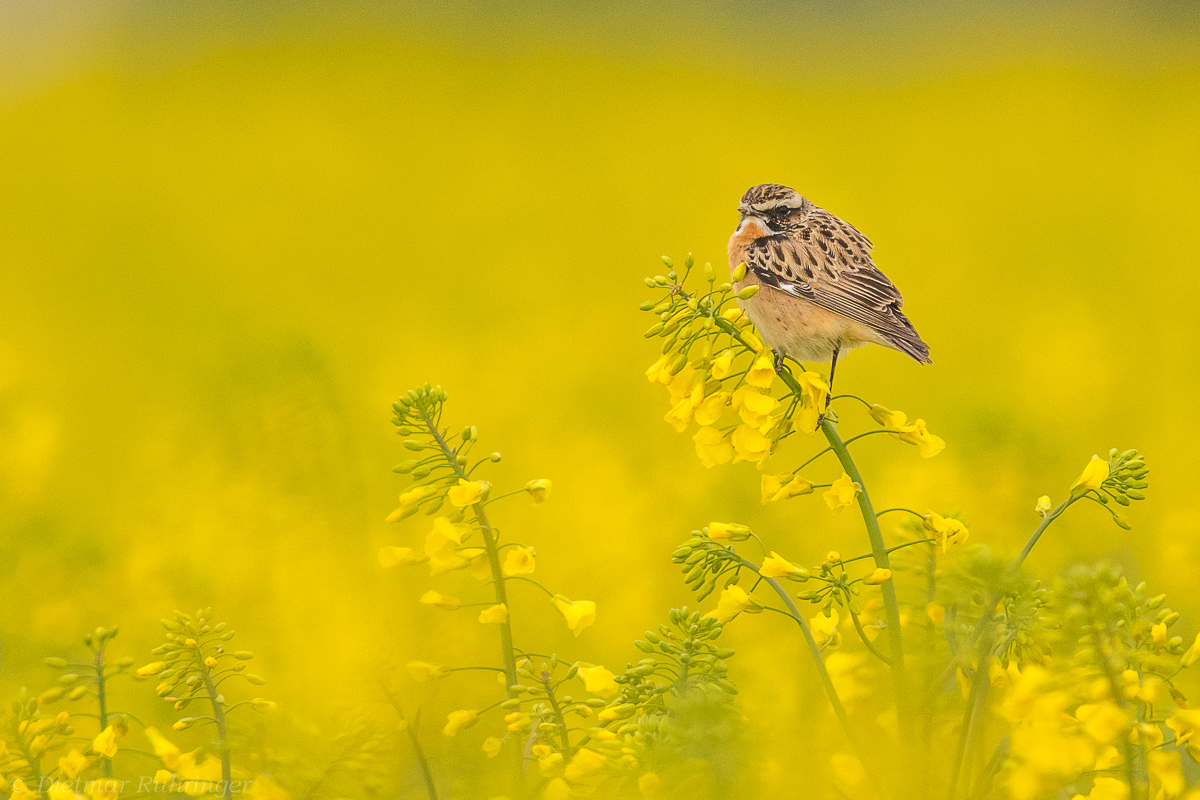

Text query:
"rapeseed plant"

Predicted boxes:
[[638, 254, 1177, 800]]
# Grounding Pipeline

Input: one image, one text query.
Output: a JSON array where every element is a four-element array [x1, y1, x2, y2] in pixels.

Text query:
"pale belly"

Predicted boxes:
[[729, 226, 880, 363]]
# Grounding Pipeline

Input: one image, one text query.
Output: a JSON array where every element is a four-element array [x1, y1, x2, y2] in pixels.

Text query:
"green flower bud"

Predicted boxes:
[[736, 285, 759, 300]]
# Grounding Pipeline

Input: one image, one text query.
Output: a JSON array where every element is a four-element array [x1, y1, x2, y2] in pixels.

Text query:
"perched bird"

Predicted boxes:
[[729, 183, 931, 392]]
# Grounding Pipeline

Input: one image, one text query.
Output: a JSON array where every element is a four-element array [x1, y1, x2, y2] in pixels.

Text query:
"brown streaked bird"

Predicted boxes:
[[729, 183, 931, 393]]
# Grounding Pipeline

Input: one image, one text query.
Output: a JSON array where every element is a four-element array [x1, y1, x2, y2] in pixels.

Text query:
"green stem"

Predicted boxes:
[[541, 670, 572, 754], [849, 607, 893, 665], [94, 641, 112, 779], [199, 666, 232, 800], [820, 416, 910, 736], [946, 629, 994, 800], [424, 416, 519, 696]]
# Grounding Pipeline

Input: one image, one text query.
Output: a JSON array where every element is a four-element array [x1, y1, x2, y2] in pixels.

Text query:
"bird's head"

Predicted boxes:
[[736, 184, 806, 234]]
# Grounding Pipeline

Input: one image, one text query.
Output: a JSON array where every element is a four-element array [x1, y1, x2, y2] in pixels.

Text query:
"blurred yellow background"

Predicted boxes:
[[1, 1, 1198, 793]]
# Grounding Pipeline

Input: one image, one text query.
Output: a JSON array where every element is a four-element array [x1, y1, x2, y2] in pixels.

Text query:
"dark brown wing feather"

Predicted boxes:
[[742, 202, 932, 364]]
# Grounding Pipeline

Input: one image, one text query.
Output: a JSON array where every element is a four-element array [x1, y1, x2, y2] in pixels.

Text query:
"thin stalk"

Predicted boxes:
[[541, 671, 572, 754], [94, 641, 112, 779], [929, 497, 1079, 699], [946, 630, 994, 800], [424, 417, 519, 696], [199, 667, 232, 800], [820, 416, 910, 736], [729, 555, 888, 799], [380, 688, 439, 800]]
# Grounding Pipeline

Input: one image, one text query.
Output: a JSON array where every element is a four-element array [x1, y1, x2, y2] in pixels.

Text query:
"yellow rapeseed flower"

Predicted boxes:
[[525, 479, 552, 504], [693, 392, 732, 426], [745, 351, 776, 389], [479, 604, 509, 624], [377, 546, 429, 568], [923, 512, 970, 552], [710, 350, 734, 379], [706, 585, 757, 623], [442, 709, 478, 736], [137, 661, 166, 677], [731, 424, 772, 465], [664, 383, 704, 432], [58, 749, 90, 780], [864, 568, 892, 585], [448, 479, 488, 507], [645, 355, 671, 385], [552, 596, 597, 636], [811, 608, 841, 649], [667, 365, 697, 405], [1152, 622, 1167, 645], [564, 747, 608, 781], [824, 473, 861, 509], [794, 371, 830, 433], [482, 737, 503, 758], [1181, 633, 1200, 667], [502, 546, 536, 576], [143, 727, 182, 770], [419, 591, 461, 611], [707, 521, 751, 541], [761, 472, 814, 503], [733, 385, 779, 429], [92, 726, 118, 758], [577, 664, 618, 697], [692, 427, 733, 468], [407, 661, 448, 681], [1071, 456, 1110, 496], [758, 552, 807, 581], [386, 485, 434, 522], [1035, 495, 1052, 515]]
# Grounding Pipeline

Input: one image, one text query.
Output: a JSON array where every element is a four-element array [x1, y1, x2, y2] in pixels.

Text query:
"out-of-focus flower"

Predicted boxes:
[[419, 591, 461, 611], [442, 709, 478, 736], [137, 661, 166, 678], [482, 737, 503, 758], [525, 479, 552, 504], [824, 473, 860, 510], [448, 479, 487, 507], [577, 665, 618, 697], [758, 552, 808, 581], [706, 585, 758, 623], [1071, 456, 1110, 496], [692, 427, 733, 468], [645, 355, 671, 385], [386, 485, 434, 522], [92, 726, 118, 758], [58, 749, 90, 780], [923, 512, 969, 552], [664, 384, 703, 432], [864, 568, 892, 585], [564, 747, 607, 781], [926, 603, 946, 625], [552, 596, 596, 636], [761, 472, 814, 503], [811, 608, 841, 649], [378, 547, 429, 568], [707, 521, 751, 541], [502, 547, 535, 576], [1034, 495, 1052, 515], [479, 604, 508, 624]]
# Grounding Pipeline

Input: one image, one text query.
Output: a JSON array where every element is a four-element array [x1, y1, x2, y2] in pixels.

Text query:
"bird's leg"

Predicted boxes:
[[826, 346, 840, 409], [817, 346, 839, 426], [774, 350, 786, 374]]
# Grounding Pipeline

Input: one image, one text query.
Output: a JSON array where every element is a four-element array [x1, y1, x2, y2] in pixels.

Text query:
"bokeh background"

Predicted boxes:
[[1, 0, 1198, 795]]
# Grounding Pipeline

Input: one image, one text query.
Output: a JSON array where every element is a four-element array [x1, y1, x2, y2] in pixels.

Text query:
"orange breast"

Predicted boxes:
[[728, 218, 770, 268]]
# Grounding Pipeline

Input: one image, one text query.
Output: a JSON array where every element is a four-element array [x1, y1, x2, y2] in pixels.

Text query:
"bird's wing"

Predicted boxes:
[[742, 205, 931, 363]]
